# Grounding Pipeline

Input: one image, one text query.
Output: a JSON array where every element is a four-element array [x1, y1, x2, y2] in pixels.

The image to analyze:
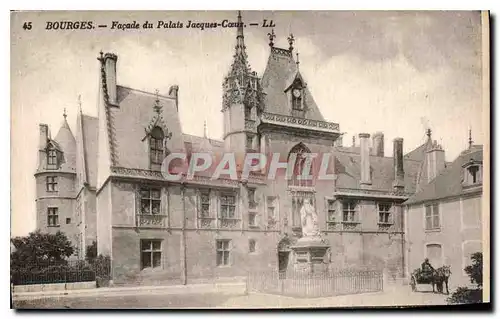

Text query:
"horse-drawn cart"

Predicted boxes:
[[410, 266, 451, 294]]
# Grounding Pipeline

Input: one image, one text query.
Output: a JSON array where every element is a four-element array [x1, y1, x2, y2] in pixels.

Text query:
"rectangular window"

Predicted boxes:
[[248, 212, 257, 227], [249, 239, 256, 253], [378, 203, 392, 224], [141, 239, 162, 270], [140, 188, 161, 215], [220, 194, 236, 219], [199, 191, 210, 218], [47, 207, 59, 226], [216, 240, 231, 266], [246, 135, 253, 151], [47, 149, 58, 168], [149, 137, 164, 165], [248, 188, 256, 209], [267, 196, 276, 219], [327, 199, 336, 222], [46, 176, 58, 192], [425, 204, 440, 230], [342, 201, 357, 222], [66, 217, 71, 224]]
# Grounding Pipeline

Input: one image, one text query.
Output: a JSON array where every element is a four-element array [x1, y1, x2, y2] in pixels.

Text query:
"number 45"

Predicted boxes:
[[23, 22, 32, 30]]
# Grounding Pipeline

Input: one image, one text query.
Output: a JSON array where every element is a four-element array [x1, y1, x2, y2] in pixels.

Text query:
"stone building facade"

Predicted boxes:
[[405, 143, 483, 288], [35, 12, 446, 284]]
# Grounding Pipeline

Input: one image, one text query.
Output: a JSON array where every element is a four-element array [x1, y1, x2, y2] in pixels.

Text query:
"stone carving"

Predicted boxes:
[[300, 198, 320, 238], [261, 112, 339, 131]]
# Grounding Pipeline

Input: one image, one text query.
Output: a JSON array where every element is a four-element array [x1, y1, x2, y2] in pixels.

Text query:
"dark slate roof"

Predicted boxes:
[[404, 138, 432, 162], [183, 134, 224, 154], [81, 115, 98, 188], [53, 117, 76, 172], [405, 146, 483, 205], [333, 148, 422, 193], [110, 86, 185, 169], [260, 47, 325, 121]]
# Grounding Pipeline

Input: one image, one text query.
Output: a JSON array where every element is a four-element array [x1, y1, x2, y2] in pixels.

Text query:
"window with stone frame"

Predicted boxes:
[[141, 239, 162, 270], [46, 176, 58, 192], [140, 188, 161, 215], [199, 191, 211, 218], [246, 135, 254, 152], [219, 194, 236, 219], [267, 196, 277, 220], [425, 204, 440, 230], [149, 126, 165, 168], [47, 207, 59, 226], [249, 239, 256, 253], [288, 143, 313, 188], [462, 159, 482, 187], [378, 203, 392, 224], [248, 188, 256, 209], [47, 148, 58, 169], [342, 201, 358, 223], [216, 239, 231, 266], [327, 199, 336, 222], [248, 212, 257, 227]]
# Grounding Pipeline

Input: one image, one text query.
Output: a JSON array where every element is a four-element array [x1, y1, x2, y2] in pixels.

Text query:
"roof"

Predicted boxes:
[[405, 146, 483, 205], [108, 86, 185, 170], [333, 148, 422, 193], [53, 116, 76, 172], [404, 137, 432, 162], [183, 134, 224, 154], [261, 47, 325, 121]]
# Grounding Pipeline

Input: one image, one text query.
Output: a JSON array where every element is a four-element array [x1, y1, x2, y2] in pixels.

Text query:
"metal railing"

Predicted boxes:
[[247, 268, 383, 298]]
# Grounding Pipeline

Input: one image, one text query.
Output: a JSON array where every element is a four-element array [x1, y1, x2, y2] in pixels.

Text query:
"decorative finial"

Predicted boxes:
[[426, 128, 432, 139], [153, 89, 162, 113], [296, 52, 300, 68], [267, 29, 276, 47], [63, 108, 67, 120], [78, 95, 82, 114], [203, 120, 207, 138], [99, 50, 103, 60], [352, 135, 356, 147], [468, 128, 473, 149], [287, 33, 295, 52]]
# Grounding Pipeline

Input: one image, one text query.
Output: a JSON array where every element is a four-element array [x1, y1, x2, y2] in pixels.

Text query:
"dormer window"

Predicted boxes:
[[292, 88, 303, 110], [462, 159, 482, 187], [149, 126, 165, 169], [47, 147, 58, 169]]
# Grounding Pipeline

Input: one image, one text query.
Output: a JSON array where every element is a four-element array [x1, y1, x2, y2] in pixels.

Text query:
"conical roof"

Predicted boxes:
[[53, 112, 76, 172]]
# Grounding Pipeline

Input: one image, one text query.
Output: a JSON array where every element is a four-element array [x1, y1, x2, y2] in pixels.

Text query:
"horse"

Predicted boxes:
[[433, 265, 452, 294]]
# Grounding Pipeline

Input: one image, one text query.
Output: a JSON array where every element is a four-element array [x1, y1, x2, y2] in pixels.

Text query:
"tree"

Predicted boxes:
[[464, 252, 482, 288], [85, 241, 98, 263], [11, 230, 74, 268], [447, 252, 483, 304]]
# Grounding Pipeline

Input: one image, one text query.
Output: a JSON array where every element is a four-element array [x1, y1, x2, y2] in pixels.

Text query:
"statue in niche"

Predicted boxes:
[[300, 198, 320, 238]]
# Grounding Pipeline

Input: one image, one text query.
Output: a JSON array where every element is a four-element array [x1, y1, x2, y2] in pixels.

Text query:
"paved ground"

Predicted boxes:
[[13, 284, 449, 309]]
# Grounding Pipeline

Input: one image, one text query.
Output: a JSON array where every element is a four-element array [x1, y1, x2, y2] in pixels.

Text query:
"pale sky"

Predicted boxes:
[[11, 11, 484, 236]]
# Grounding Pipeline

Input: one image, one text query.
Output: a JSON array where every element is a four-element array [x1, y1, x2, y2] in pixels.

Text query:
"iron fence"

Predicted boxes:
[[11, 258, 111, 286], [247, 268, 383, 298]]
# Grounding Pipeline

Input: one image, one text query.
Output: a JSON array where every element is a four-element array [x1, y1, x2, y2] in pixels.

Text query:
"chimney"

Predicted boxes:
[[359, 133, 371, 186], [372, 132, 384, 157], [169, 85, 179, 111], [393, 138, 405, 191], [426, 140, 445, 182], [39, 124, 49, 150], [104, 53, 118, 105]]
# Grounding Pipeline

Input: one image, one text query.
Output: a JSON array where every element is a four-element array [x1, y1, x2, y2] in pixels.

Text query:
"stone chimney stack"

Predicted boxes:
[[426, 140, 445, 182], [39, 124, 49, 150], [359, 133, 371, 186], [104, 53, 118, 105], [169, 85, 179, 111], [393, 138, 405, 191], [372, 132, 384, 157]]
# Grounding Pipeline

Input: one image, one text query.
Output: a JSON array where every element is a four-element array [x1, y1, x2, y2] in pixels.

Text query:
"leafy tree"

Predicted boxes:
[[464, 252, 482, 288], [447, 252, 483, 304], [85, 241, 98, 263], [11, 230, 74, 268]]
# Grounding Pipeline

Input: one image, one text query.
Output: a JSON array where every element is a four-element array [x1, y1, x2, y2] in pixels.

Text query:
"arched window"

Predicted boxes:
[[149, 126, 165, 168], [288, 143, 313, 187]]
